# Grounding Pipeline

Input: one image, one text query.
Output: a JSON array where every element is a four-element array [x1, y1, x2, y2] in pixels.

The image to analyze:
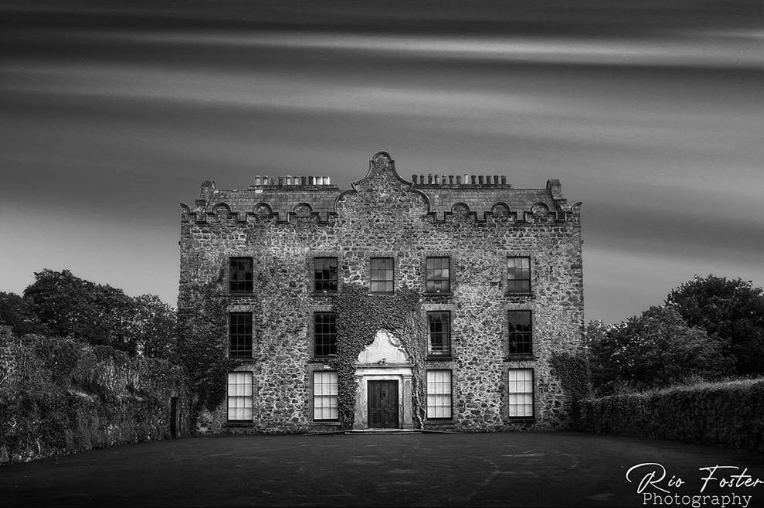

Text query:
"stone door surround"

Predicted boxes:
[[353, 329, 414, 430]]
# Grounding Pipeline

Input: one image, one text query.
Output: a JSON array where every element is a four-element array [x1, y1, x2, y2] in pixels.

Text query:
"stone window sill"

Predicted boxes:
[[424, 292, 453, 297], [507, 418, 536, 424], [311, 292, 338, 297], [310, 421, 341, 426], [505, 292, 534, 298], [504, 356, 536, 362], [224, 422, 254, 428], [426, 356, 454, 362]]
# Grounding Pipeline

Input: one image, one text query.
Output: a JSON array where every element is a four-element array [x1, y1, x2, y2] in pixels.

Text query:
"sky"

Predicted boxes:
[[0, 0, 761, 324]]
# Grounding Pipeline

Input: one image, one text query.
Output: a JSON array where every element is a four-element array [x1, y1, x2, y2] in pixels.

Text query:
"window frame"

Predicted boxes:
[[507, 368, 535, 420], [312, 370, 339, 422], [507, 310, 533, 357], [227, 371, 253, 423], [425, 256, 451, 293], [313, 257, 339, 294], [229, 257, 254, 293], [228, 312, 253, 359], [313, 312, 337, 358], [427, 311, 452, 358], [370, 257, 395, 293], [426, 370, 453, 420], [506, 256, 531, 294]]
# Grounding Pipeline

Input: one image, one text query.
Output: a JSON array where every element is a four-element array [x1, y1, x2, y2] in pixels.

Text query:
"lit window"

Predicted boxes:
[[229, 312, 253, 358], [508, 310, 532, 356], [313, 371, 338, 421], [314, 257, 338, 293], [507, 369, 534, 418], [426, 370, 452, 419], [507, 257, 531, 293], [227, 372, 253, 422], [370, 258, 394, 293], [314, 312, 337, 357], [425, 257, 450, 293], [427, 312, 451, 356], [229, 257, 253, 293]]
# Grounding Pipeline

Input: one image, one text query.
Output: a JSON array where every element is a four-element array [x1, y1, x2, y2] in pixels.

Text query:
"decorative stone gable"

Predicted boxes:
[[357, 329, 411, 365]]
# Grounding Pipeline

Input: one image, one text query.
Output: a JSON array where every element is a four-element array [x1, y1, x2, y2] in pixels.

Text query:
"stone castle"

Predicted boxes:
[[179, 151, 583, 433]]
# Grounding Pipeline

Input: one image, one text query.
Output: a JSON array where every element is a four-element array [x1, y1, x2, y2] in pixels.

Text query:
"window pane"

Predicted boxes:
[[229, 312, 253, 357], [313, 371, 339, 421], [428, 312, 451, 356], [229, 257, 254, 292], [314, 257, 338, 292], [227, 372, 253, 421], [507, 257, 531, 293], [508, 310, 532, 355], [507, 369, 533, 418], [314, 313, 337, 357], [426, 370, 452, 418], [425, 257, 450, 293], [370, 258, 394, 292]]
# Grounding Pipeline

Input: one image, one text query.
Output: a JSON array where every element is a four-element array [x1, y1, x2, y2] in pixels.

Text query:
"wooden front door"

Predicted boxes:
[[367, 380, 399, 428]]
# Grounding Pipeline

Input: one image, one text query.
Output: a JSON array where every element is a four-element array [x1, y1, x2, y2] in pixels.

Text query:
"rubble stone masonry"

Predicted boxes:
[[179, 151, 583, 433]]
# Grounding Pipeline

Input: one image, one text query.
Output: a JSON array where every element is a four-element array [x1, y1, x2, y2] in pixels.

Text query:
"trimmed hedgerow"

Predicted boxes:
[[334, 284, 428, 429], [577, 378, 764, 452]]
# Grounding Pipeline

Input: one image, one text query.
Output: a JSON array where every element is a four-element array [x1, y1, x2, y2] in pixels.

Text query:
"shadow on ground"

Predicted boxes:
[[1, 431, 761, 507]]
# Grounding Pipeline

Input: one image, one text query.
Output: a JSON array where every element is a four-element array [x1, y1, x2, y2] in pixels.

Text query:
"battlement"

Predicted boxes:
[[185, 151, 580, 225]]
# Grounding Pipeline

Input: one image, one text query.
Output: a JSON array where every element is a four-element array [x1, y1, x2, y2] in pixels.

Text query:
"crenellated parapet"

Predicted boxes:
[[181, 151, 581, 226]]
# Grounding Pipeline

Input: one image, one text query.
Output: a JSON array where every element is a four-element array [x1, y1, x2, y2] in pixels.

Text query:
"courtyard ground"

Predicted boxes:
[[1, 431, 761, 507]]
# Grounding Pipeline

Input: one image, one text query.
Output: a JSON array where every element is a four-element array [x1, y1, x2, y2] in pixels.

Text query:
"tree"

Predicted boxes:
[[666, 275, 764, 376], [23, 269, 136, 352], [0, 291, 47, 335], [127, 294, 177, 361], [589, 306, 727, 395]]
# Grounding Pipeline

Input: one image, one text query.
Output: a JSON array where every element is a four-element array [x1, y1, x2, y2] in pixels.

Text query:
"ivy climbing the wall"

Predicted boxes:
[[550, 350, 592, 426], [177, 279, 238, 420], [334, 284, 428, 429]]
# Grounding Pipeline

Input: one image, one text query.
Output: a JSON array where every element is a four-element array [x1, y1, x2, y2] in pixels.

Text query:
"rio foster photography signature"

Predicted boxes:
[[625, 463, 763, 508]]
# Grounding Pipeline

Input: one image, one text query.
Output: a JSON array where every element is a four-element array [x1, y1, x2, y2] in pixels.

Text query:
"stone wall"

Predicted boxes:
[[576, 379, 764, 452], [0, 329, 189, 464], [179, 151, 583, 433]]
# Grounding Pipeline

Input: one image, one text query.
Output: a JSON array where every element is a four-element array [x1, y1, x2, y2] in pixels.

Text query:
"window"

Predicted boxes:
[[229, 312, 253, 358], [425, 257, 450, 293], [507, 310, 532, 356], [314, 257, 338, 293], [427, 312, 451, 357], [507, 369, 534, 418], [229, 257, 253, 293], [227, 372, 253, 422], [313, 371, 338, 421], [370, 257, 394, 292], [426, 370, 452, 419], [314, 312, 337, 357], [507, 257, 531, 293]]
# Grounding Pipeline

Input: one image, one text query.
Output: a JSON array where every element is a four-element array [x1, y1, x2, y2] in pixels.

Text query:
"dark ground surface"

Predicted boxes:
[[1, 431, 762, 507]]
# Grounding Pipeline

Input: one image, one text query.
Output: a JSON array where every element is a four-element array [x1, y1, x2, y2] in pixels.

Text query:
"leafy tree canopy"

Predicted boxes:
[[589, 306, 727, 396], [20, 269, 176, 359], [666, 275, 764, 376]]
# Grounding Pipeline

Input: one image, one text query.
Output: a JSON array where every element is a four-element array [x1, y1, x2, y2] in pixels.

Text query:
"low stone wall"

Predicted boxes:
[[0, 328, 189, 464], [577, 379, 764, 452]]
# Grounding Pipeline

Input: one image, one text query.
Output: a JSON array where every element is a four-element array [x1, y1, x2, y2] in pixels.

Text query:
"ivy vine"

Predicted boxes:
[[177, 278, 237, 420], [334, 284, 428, 429], [550, 350, 592, 426]]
